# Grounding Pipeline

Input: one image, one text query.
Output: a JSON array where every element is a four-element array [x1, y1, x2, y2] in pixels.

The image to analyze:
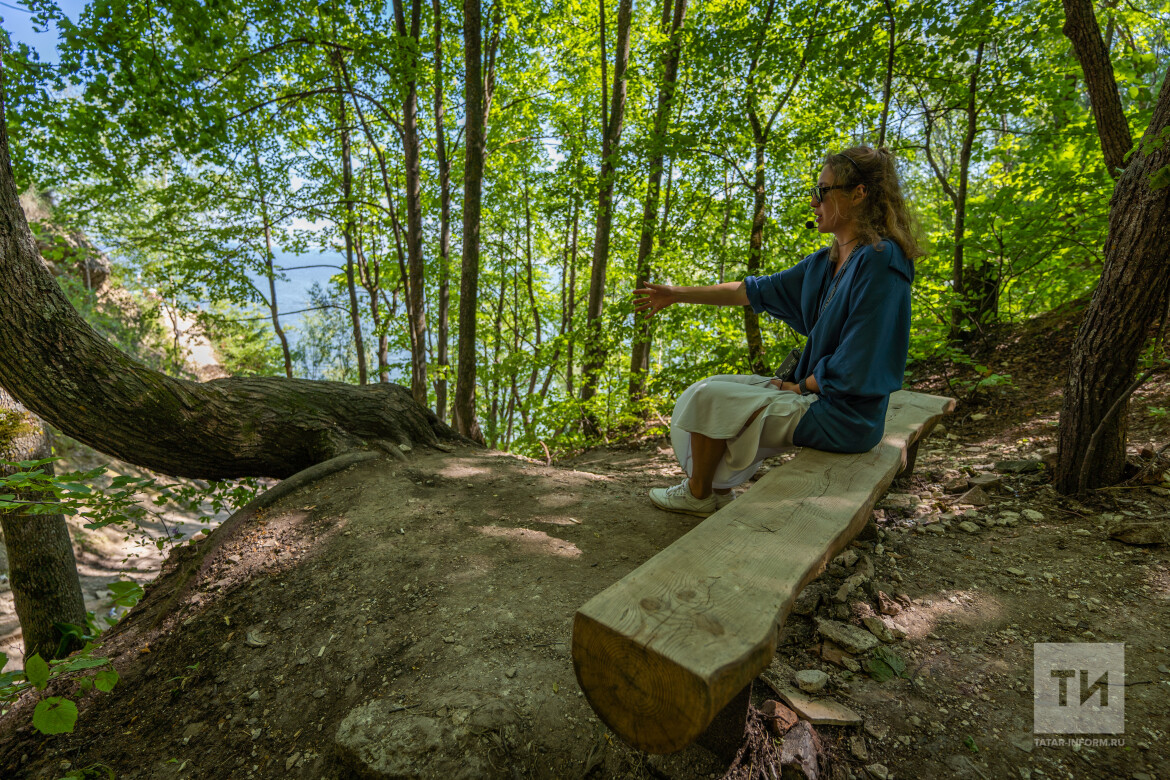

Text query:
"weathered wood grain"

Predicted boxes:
[[571, 390, 955, 753]]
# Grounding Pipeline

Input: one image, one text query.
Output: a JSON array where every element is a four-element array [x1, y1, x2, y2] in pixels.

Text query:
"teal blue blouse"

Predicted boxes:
[[744, 239, 914, 453]]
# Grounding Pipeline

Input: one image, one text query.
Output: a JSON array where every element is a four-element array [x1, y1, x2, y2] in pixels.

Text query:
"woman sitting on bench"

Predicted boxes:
[[633, 145, 923, 517]]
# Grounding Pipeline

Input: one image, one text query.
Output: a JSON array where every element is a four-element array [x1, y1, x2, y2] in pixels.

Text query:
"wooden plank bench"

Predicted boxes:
[[571, 389, 956, 754]]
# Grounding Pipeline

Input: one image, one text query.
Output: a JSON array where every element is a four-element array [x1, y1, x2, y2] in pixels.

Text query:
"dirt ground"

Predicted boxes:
[[0, 306, 1167, 780]]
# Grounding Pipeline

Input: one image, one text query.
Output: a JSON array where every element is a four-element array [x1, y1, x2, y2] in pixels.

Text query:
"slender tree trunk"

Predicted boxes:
[[878, 0, 896, 147], [0, 388, 87, 662], [254, 152, 293, 379], [337, 83, 368, 385], [580, 0, 634, 425], [454, 0, 499, 443], [566, 199, 580, 398], [433, 0, 454, 422], [1062, 0, 1133, 177], [950, 41, 985, 335], [1055, 37, 1170, 492], [743, 139, 768, 373], [523, 183, 542, 403], [394, 0, 430, 407], [629, 0, 688, 405], [355, 234, 390, 382]]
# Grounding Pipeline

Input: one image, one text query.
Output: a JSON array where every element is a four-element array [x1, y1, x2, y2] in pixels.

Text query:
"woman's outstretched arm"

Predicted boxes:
[[633, 281, 748, 319]]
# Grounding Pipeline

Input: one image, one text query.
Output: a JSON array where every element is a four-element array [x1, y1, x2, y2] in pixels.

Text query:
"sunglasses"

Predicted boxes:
[[807, 184, 849, 203]]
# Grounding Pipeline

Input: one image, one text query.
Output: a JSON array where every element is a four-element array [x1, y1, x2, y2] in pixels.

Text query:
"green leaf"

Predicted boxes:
[[863, 657, 896, 682], [864, 646, 907, 682], [106, 580, 144, 607], [964, 735, 979, 752], [25, 653, 50, 690], [64, 657, 110, 672], [32, 696, 78, 734], [93, 670, 119, 693]]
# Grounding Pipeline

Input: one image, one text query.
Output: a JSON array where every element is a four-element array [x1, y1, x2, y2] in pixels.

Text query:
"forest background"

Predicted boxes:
[[2, 0, 1168, 458]]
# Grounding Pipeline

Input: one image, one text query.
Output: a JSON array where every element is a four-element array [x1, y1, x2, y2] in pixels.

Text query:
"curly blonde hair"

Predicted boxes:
[[824, 145, 923, 264]]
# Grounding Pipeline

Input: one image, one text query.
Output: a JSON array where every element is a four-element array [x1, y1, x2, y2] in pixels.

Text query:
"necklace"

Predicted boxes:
[[818, 244, 862, 320]]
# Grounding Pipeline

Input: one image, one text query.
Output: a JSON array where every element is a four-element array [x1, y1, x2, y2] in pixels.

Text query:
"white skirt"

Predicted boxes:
[[671, 374, 818, 489]]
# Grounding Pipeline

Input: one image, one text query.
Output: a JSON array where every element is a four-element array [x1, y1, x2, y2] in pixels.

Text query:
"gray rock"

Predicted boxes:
[[816, 618, 880, 654], [926, 523, 946, 535], [958, 521, 981, 534], [794, 669, 830, 693], [1021, 508, 1045, 522], [779, 721, 822, 779], [862, 616, 897, 643], [957, 486, 990, 507], [866, 763, 890, 780], [968, 473, 1002, 491], [996, 459, 1043, 474], [1107, 518, 1168, 546]]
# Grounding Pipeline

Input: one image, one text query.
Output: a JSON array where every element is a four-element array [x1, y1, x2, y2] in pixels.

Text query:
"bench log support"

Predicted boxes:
[[572, 390, 955, 754]]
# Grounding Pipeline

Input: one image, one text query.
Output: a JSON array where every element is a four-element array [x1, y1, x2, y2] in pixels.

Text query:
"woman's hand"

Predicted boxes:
[[769, 380, 800, 393], [633, 282, 677, 319]]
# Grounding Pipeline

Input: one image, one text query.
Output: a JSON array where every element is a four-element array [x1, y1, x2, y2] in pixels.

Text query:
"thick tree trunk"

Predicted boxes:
[[0, 116, 457, 479], [580, 0, 634, 423], [1055, 65, 1170, 492], [0, 388, 88, 662], [1062, 0, 1133, 178], [629, 0, 688, 405], [434, 0, 453, 423], [395, 0, 430, 407], [453, 0, 488, 443]]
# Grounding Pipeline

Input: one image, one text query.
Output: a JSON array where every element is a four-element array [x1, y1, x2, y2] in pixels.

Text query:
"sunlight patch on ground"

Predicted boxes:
[[437, 462, 493, 479], [529, 514, 584, 527], [534, 494, 581, 509], [475, 525, 582, 558], [891, 589, 1006, 639]]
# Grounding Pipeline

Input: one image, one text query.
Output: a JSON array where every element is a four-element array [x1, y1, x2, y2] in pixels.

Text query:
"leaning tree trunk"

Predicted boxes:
[[0, 108, 458, 480], [1054, 67, 1170, 492], [0, 387, 88, 662], [1062, 0, 1133, 178]]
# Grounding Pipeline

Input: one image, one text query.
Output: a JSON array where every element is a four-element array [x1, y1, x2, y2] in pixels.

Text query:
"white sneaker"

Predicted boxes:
[[649, 479, 718, 517], [715, 491, 736, 510]]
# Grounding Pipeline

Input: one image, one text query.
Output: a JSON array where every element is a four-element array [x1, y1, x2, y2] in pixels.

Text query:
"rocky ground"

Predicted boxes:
[[0, 304, 1167, 780]]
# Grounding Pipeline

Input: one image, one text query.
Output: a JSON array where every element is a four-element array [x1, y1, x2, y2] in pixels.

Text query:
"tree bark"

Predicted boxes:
[[1055, 66, 1170, 492], [254, 150, 293, 379], [1062, 0, 1133, 178], [0, 115, 458, 479], [394, 0, 430, 407], [951, 41, 986, 334], [580, 0, 634, 425], [453, 0, 492, 443], [337, 79, 368, 385], [0, 388, 88, 662], [629, 0, 688, 405], [433, 0, 454, 423], [877, 0, 896, 147]]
